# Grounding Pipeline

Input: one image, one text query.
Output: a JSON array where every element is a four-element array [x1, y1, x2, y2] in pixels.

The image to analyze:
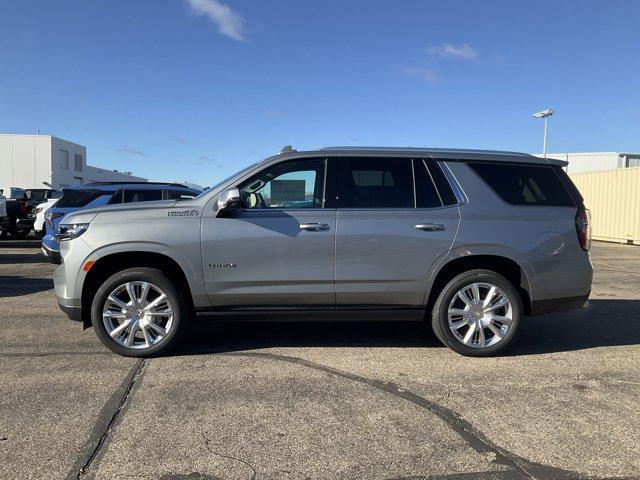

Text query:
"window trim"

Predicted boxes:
[[465, 160, 576, 208], [235, 157, 331, 211]]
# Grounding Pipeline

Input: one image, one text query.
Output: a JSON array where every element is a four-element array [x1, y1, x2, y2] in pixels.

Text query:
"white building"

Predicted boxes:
[[0, 134, 146, 189], [536, 152, 640, 174]]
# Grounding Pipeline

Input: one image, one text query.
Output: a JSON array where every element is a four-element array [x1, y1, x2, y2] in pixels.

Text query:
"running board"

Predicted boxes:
[[195, 307, 425, 322]]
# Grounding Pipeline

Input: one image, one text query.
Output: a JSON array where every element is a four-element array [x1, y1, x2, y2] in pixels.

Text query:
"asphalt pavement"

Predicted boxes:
[[1, 238, 639, 479]]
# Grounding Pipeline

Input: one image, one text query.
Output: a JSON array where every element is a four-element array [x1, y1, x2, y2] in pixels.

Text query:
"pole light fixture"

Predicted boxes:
[[531, 108, 555, 158]]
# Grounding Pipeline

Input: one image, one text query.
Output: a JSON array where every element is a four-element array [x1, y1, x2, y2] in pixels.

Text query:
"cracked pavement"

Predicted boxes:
[[0, 239, 639, 479]]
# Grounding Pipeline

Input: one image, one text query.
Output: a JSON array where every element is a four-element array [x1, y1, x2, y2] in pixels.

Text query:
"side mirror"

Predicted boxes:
[[216, 188, 241, 215]]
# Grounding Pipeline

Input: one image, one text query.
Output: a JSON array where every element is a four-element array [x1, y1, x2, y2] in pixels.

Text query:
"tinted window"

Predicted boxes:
[[56, 190, 106, 208], [123, 189, 163, 203], [413, 159, 441, 208], [239, 158, 326, 209], [429, 161, 458, 205], [338, 158, 413, 208], [165, 189, 196, 200], [469, 162, 575, 207]]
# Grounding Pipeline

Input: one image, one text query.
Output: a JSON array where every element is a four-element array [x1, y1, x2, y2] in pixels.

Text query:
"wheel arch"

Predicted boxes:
[[426, 254, 533, 315], [81, 251, 193, 329]]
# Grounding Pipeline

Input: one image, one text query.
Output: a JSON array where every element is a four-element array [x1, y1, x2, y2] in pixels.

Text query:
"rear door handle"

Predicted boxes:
[[299, 223, 330, 231], [415, 223, 446, 232]]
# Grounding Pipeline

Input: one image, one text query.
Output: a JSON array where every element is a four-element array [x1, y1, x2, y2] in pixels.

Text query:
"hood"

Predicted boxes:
[[61, 199, 179, 225]]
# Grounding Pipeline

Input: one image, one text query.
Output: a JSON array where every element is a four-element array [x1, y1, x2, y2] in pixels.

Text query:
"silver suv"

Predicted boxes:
[[53, 147, 593, 357]]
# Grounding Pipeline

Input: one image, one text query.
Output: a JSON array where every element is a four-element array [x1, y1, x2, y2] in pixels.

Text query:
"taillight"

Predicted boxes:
[[575, 208, 591, 251]]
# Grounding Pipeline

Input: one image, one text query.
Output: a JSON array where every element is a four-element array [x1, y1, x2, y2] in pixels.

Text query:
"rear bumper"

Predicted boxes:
[[530, 294, 590, 316]]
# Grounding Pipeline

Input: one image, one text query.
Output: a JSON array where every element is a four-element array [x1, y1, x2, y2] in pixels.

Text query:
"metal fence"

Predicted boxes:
[[569, 166, 640, 244]]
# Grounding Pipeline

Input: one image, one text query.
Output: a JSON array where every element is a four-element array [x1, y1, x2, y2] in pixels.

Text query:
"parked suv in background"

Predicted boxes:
[[53, 147, 593, 357], [42, 182, 201, 263]]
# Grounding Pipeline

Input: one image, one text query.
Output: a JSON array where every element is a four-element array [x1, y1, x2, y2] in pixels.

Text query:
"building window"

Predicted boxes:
[[74, 153, 83, 172], [59, 149, 70, 170]]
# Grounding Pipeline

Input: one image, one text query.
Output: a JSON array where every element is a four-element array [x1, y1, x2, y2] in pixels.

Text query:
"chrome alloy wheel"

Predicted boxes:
[[447, 282, 513, 349], [102, 281, 174, 349]]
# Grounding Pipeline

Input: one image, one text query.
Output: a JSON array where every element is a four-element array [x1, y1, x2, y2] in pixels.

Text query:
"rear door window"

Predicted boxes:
[[468, 162, 575, 207], [122, 190, 163, 203], [337, 157, 413, 208], [56, 190, 107, 208]]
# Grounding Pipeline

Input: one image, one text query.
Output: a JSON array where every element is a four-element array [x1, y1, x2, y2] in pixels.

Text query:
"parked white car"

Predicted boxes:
[[33, 197, 60, 238]]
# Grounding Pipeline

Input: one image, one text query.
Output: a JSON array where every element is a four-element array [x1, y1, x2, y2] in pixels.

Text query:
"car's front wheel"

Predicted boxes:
[[91, 267, 188, 357], [431, 269, 522, 356]]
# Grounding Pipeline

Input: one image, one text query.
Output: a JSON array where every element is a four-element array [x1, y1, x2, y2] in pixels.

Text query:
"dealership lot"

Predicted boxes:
[[0, 240, 638, 479]]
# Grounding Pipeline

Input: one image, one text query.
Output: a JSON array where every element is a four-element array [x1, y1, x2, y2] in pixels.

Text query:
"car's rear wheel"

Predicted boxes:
[[431, 269, 522, 356], [92, 267, 187, 357]]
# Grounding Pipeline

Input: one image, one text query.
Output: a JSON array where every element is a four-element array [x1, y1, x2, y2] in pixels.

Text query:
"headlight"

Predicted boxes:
[[56, 223, 90, 241], [45, 211, 64, 227]]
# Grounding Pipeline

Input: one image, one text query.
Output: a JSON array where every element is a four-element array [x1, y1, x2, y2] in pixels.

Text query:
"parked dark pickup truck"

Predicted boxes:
[[0, 187, 34, 239]]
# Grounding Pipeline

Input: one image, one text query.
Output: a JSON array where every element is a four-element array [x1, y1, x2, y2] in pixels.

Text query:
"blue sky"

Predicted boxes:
[[1, 0, 639, 185]]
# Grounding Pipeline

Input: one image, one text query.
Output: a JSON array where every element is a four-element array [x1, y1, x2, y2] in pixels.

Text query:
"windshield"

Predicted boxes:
[[195, 160, 265, 198]]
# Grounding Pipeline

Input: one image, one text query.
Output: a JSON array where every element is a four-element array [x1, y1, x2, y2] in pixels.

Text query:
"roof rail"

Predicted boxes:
[[83, 181, 191, 188], [319, 146, 532, 157]]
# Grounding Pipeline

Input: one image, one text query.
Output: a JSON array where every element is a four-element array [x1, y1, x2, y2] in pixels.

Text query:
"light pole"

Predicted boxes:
[[531, 108, 555, 158]]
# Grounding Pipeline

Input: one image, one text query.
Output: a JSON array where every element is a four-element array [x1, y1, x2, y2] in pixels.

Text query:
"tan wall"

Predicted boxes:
[[569, 167, 640, 244]]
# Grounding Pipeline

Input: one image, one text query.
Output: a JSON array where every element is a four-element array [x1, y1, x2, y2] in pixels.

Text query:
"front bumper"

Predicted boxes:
[[58, 302, 82, 322], [41, 244, 62, 264]]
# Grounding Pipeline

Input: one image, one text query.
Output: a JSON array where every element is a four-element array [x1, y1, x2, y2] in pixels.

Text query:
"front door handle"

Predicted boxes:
[[415, 223, 446, 232], [300, 223, 330, 231]]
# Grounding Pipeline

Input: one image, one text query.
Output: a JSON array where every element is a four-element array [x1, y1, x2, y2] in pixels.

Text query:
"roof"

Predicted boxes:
[[270, 146, 566, 166], [60, 182, 201, 193]]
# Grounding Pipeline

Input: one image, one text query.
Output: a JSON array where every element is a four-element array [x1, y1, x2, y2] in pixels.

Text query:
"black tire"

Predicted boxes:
[[12, 229, 30, 239], [92, 267, 189, 357], [431, 269, 522, 357]]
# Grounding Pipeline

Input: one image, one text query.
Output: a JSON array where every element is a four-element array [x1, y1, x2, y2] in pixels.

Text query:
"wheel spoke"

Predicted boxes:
[[483, 286, 497, 307], [450, 318, 469, 330], [144, 293, 167, 312], [448, 308, 468, 317], [457, 291, 474, 308], [125, 321, 139, 346], [147, 309, 173, 317], [486, 322, 504, 340], [141, 324, 152, 347], [107, 295, 127, 311], [489, 314, 513, 325], [103, 312, 126, 320], [125, 283, 137, 305], [484, 296, 509, 312], [109, 319, 132, 338], [471, 283, 481, 303], [478, 326, 486, 347], [140, 282, 151, 305], [462, 322, 477, 345], [148, 322, 167, 336]]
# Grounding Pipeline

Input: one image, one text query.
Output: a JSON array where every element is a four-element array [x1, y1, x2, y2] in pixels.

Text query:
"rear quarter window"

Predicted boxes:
[[468, 162, 575, 207], [56, 190, 107, 208]]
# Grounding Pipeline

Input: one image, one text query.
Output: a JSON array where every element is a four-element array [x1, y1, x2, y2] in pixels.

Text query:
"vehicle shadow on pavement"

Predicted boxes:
[[174, 299, 640, 356], [0, 276, 53, 297], [177, 321, 440, 355], [0, 253, 47, 264], [0, 239, 42, 249], [510, 299, 640, 355]]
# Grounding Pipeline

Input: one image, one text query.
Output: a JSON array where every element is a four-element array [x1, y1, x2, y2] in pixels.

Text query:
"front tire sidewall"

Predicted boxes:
[[432, 271, 522, 357], [91, 268, 186, 357]]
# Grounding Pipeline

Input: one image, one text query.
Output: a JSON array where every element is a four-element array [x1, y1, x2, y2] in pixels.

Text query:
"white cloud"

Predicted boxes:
[[117, 146, 146, 156], [186, 0, 246, 42], [425, 43, 478, 60], [403, 66, 439, 84]]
